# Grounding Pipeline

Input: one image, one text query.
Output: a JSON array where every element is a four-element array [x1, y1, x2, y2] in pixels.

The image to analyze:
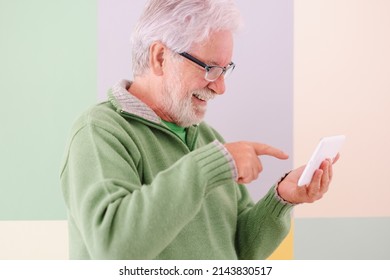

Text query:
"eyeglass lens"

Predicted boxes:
[[206, 65, 234, 81]]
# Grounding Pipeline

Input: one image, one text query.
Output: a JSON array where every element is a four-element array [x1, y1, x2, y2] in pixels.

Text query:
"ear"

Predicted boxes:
[[149, 42, 167, 76]]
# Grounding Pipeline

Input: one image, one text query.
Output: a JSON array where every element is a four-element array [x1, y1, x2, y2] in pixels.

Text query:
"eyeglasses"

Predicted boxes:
[[178, 52, 235, 82]]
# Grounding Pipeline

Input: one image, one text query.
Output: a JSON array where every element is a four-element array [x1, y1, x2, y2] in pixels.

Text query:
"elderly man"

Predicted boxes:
[[60, 0, 336, 259]]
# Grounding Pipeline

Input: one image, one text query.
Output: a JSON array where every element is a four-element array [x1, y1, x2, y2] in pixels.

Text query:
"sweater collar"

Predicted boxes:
[[108, 79, 162, 124]]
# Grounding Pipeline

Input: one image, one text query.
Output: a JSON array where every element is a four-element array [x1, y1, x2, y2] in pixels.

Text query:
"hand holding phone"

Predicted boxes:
[[297, 135, 346, 187]]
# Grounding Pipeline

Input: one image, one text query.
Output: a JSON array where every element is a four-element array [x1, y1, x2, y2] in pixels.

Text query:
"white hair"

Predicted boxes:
[[131, 0, 242, 77]]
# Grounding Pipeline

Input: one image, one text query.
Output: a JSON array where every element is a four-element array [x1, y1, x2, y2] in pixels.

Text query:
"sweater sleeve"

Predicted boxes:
[[204, 124, 294, 259], [60, 121, 234, 259], [235, 183, 294, 260]]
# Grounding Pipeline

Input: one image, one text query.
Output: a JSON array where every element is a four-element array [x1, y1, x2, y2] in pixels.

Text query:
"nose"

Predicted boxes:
[[207, 76, 226, 95]]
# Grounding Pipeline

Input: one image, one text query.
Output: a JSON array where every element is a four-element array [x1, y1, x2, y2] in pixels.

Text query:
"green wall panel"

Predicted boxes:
[[0, 0, 97, 219], [294, 217, 390, 259]]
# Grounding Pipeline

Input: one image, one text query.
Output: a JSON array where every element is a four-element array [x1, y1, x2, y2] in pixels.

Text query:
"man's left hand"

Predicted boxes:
[[277, 155, 340, 204]]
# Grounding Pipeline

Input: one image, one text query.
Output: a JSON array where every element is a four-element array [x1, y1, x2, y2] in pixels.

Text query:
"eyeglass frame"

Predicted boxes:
[[178, 52, 235, 82]]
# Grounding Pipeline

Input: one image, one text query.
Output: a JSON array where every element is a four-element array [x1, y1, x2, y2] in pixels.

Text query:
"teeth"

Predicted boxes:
[[194, 93, 206, 101], [192, 90, 215, 102]]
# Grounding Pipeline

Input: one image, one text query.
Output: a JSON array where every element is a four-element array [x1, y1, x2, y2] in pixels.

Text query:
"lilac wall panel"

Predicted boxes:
[[98, 1, 145, 100]]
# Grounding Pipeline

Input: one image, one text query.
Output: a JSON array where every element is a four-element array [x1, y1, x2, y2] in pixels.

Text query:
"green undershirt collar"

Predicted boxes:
[[161, 120, 187, 143]]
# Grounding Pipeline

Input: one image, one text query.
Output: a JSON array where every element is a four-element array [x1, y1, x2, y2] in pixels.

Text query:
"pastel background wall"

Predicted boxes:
[[293, 0, 390, 259], [0, 0, 389, 259], [0, 0, 96, 258]]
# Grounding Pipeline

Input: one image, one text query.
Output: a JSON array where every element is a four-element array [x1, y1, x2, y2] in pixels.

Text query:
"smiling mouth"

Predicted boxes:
[[193, 93, 207, 101]]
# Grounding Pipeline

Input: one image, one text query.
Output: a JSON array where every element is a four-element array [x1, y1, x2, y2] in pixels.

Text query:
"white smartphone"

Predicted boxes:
[[297, 135, 346, 187]]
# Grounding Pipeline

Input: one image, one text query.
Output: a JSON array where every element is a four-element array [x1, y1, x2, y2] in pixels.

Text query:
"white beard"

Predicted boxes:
[[161, 74, 215, 127]]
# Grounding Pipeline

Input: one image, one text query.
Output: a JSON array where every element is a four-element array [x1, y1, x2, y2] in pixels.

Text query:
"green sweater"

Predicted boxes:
[[60, 80, 293, 260]]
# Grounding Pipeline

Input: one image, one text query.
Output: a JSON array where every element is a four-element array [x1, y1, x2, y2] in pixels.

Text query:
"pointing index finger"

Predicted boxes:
[[251, 142, 289, 160]]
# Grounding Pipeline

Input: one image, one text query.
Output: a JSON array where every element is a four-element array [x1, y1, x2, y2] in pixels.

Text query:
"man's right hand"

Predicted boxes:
[[224, 141, 289, 184]]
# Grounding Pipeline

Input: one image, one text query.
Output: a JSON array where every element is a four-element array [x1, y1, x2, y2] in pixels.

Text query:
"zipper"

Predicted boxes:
[[186, 125, 199, 151]]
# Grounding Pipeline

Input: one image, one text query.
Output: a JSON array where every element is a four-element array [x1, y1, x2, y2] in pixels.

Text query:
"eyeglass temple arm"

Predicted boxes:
[[179, 52, 209, 69]]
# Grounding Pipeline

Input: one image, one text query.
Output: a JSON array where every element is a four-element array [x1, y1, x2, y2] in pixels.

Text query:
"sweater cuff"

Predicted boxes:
[[262, 184, 295, 218], [212, 140, 238, 180], [191, 140, 237, 192]]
